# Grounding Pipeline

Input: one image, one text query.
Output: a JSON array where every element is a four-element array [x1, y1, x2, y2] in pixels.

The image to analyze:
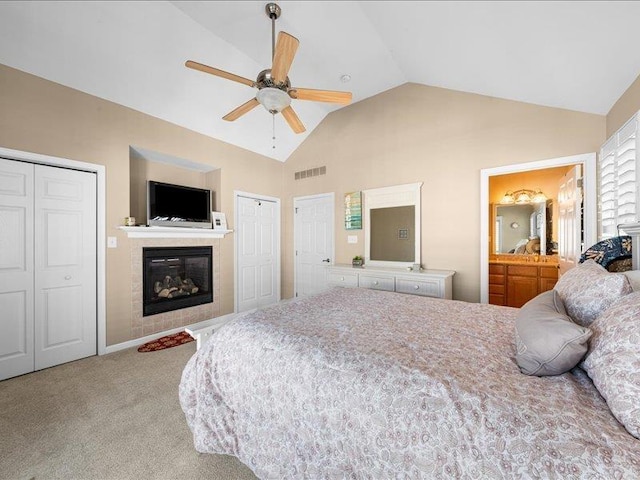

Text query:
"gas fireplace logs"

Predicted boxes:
[[153, 276, 199, 299]]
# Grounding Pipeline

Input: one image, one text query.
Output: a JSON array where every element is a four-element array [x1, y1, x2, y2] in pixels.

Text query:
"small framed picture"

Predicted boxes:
[[212, 211, 227, 230]]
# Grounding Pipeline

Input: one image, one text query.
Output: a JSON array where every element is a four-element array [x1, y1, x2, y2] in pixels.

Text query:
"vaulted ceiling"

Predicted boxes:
[[1, 1, 640, 161]]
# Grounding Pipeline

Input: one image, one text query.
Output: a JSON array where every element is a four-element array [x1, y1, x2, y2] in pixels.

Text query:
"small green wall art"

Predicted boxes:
[[344, 191, 362, 230]]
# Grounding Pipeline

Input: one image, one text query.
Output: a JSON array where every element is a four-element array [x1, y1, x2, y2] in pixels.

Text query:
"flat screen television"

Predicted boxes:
[[147, 181, 212, 228]]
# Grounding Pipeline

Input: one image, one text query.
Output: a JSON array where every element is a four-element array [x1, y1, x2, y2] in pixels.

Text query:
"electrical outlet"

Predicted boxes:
[[107, 236, 117, 248], [347, 235, 358, 244]]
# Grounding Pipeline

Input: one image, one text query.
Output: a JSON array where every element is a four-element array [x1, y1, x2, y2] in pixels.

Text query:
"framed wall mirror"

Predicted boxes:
[[492, 200, 553, 255], [363, 182, 422, 268]]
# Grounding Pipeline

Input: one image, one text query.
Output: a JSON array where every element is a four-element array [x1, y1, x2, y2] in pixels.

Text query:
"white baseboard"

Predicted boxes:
[[103, 312, 238, 355]]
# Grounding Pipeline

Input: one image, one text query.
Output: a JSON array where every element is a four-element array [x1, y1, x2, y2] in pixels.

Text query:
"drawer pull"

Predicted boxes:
[[414, 285, 420, 290], [341, 277, 345, 281], [373, 281, 379, 285]]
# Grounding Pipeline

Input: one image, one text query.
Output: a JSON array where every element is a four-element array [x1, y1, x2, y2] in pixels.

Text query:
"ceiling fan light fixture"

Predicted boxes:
[[256, 87, 291, 113]]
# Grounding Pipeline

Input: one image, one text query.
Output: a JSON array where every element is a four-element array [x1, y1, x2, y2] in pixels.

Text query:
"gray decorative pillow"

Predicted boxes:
[[583, 291, 640, 439], [515, 290, 592, 376], [554, 259, 632, 327]]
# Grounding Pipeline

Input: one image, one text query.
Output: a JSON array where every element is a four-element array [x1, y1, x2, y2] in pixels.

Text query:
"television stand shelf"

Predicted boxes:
[[118, 226, 232, 239]]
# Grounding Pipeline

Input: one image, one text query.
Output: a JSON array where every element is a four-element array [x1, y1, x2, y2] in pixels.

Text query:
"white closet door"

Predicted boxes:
[[294, 194, 334, 297], [237, 196, 278, 312], [0, 159, 35, 381], [34, 164, 96, 370]]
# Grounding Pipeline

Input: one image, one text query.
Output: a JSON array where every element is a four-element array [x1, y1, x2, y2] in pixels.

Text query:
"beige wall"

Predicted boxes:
[[0, 64, 284, 346], [128, 156, 221, 225], [283, 83, 605, 302], [607, 73, 640, 137], [0, 63, 612, 331]]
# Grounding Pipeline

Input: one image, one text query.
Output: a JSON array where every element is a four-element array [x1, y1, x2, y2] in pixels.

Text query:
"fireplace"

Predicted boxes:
[[142, 246, 213, 316]]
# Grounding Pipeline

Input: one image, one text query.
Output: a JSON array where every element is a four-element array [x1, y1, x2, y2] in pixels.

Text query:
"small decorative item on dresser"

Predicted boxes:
[[211, 211, 227, 230], [125, 216, 136, 226], [352, 255, 364, 267]]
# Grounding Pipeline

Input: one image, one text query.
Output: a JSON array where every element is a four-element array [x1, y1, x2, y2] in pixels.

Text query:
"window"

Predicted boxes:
[[598, 113, 638, 240]]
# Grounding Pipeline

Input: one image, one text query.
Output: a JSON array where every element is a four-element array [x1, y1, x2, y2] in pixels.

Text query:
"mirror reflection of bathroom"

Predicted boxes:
[[488, 165, 577, 257], [494, 202, 551, 254]]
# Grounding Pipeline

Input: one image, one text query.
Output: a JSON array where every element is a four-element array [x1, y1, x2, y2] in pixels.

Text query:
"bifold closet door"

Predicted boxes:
[[0, 159, 35, 380], [0, 159, 97, 381], [34, 164, 97, 370]]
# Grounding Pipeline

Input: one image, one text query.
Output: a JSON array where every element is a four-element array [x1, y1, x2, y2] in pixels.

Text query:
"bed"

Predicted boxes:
[[179, 264, 640, 478]]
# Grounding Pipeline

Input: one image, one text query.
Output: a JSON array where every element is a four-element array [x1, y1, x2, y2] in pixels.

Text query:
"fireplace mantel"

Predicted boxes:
[[119, 226, 232, 239]]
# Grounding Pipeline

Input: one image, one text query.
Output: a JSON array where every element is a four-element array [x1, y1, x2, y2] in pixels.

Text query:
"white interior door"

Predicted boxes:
[[237, 195, 279, 312], [294, 193, 334, 298], [34, 164, 96, 370], [0, 159, 35, 380], [558, 165, 583, 275]]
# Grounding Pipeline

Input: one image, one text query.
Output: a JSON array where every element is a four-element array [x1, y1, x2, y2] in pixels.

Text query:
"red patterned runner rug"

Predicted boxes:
[[137, 331, 194, 352]]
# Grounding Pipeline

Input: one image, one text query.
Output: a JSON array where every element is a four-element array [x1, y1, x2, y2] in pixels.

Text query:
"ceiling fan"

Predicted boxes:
[[185, 2, 352, 135]]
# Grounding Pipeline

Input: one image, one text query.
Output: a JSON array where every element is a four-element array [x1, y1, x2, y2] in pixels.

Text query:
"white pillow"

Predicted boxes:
[[554, 260, 632, 327], [515, 290, 591, 376], [583, 291, 640, 439], [623, 270, 640, 291]]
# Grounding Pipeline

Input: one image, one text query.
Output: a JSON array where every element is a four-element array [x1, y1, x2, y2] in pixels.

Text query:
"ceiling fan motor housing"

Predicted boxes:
[[256, 69, 291, 90]]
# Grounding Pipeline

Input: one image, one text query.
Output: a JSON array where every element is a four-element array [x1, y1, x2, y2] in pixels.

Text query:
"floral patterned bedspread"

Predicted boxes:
[[179, 288, 640, 479]]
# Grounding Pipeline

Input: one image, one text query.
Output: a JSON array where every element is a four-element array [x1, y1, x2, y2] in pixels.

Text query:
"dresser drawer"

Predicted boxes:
[[540, 266, 559, 279], [489, 274, 505, 286], [489, 294, 506, 306], [507, 265, 538, 277], [327, 272, 358, 287], [489, 283, 505, 295], [396, 277, 441, 297], [359, 274, 395, 291], [489, 264, 505, 275]]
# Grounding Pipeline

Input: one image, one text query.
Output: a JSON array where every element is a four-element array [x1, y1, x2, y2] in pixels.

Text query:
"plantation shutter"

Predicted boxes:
[[598, 113, 638, 240]]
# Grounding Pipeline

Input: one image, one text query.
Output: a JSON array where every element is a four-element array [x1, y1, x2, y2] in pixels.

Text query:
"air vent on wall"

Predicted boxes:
[[294, 166, 326, 180]]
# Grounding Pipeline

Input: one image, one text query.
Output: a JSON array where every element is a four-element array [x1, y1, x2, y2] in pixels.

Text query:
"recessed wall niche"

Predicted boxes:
[[129, 146, 220, 226]]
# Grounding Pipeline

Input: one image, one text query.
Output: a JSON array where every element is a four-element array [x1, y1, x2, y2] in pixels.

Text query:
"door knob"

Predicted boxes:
[[322, 258, 330, 263], [64, 275, 72, 280]]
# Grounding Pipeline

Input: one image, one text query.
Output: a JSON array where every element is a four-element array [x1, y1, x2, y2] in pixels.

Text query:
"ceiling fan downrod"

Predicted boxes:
[[265, 3, 281, 60]]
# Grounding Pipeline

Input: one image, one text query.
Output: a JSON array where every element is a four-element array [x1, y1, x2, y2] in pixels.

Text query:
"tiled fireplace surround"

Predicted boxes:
[[130, 238, 221, 338]]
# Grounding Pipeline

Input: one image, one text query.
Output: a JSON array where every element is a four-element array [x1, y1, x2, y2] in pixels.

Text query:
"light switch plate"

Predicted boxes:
[[107, 236, 117, 248], [347, 235, 358, 244]]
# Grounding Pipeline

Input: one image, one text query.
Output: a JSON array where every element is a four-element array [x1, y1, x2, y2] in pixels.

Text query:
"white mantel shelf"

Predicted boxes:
[[119, 226, 232, 239]]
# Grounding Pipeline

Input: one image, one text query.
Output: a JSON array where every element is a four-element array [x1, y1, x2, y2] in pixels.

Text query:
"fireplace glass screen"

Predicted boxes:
[[143, 246, 213, 316]]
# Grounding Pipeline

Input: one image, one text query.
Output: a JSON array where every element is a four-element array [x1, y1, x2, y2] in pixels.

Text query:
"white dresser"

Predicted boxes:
[[327, 264, 455, 299]]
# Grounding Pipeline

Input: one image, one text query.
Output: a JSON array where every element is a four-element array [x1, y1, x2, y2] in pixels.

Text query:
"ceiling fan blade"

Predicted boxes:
[[281, 106, 306, 134], [222, 98, 260, 121], [185, 60, 255, 87], [271, 32, 299, 84], [289, 88, 352, 105]]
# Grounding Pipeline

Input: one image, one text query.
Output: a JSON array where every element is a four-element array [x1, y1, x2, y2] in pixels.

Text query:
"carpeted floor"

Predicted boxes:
[[0, 343, 257, 480]]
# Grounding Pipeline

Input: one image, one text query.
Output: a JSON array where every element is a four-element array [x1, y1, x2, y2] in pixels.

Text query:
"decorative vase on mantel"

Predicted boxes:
[[352, 256, 364, 268]]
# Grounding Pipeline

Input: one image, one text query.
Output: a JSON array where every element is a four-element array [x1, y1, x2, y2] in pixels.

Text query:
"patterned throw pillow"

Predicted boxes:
[[554, 260, 632, 327], [583, 291, 640, 439]]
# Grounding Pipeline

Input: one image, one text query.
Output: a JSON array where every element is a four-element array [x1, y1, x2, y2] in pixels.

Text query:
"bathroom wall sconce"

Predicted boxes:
[[500, 189, 547, 205]]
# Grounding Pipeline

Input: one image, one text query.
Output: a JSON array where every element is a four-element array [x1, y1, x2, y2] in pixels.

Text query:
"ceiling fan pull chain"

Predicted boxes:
[[272, 113, 276, 149]]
